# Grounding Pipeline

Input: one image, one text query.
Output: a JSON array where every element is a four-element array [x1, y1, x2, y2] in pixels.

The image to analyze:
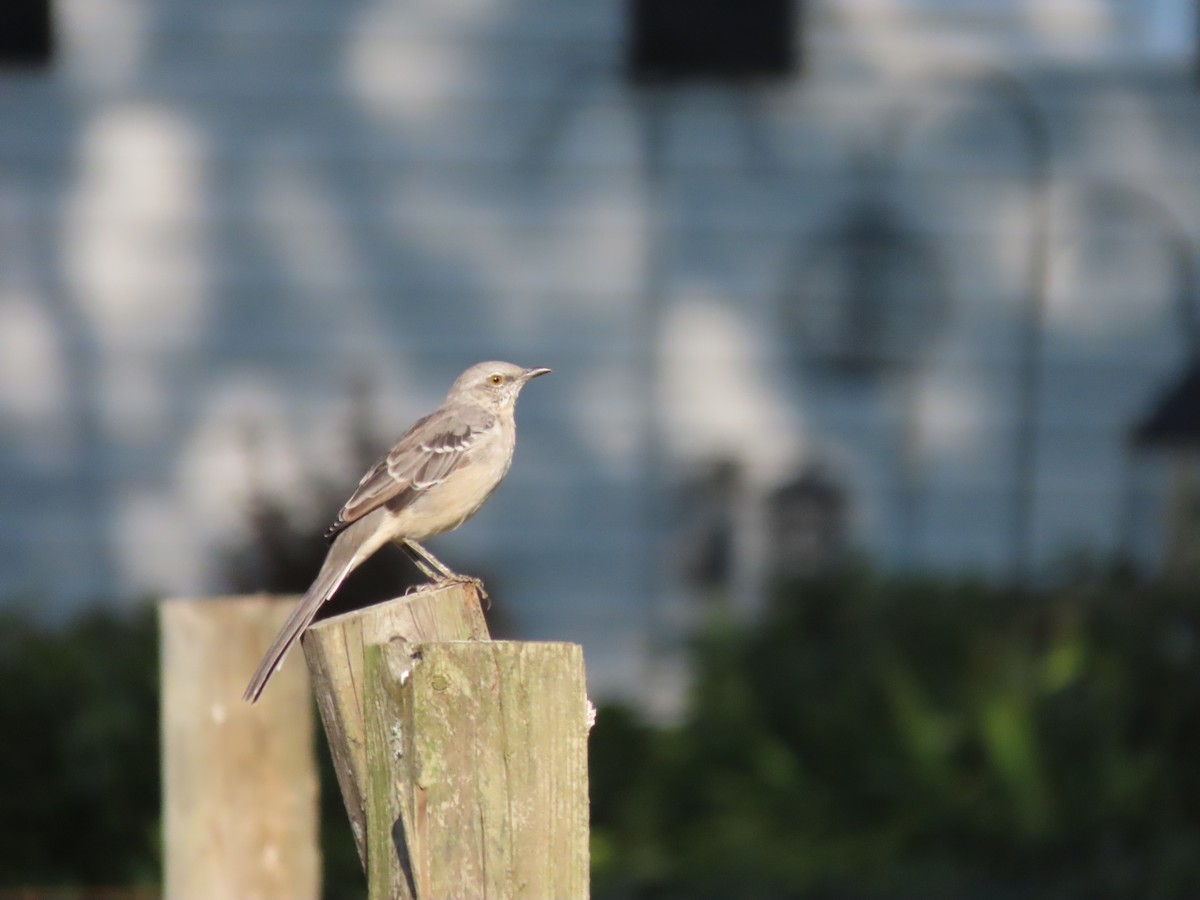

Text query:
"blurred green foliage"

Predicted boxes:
[[0, 603, 160, 887], [3, 567, 1199, 898], [591, 570, 1200, 899]]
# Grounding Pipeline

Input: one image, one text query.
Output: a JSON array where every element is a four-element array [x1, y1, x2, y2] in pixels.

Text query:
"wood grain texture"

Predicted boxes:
[[365, 641, 421, 900], [302, 581, 490, 870], [160, 595, 319, 900], [365, 640, 590, 900]]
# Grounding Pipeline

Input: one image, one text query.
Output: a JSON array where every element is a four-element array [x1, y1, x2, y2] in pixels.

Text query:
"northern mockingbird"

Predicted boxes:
[[243, 360, 550, 702]]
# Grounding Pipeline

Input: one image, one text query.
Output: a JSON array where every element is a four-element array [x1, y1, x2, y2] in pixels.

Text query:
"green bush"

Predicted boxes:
[[0, 604, 160, 886], [591, 570, 1200, 899]]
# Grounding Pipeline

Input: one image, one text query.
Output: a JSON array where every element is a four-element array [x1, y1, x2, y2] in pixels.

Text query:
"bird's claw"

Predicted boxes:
[[439, 573, 490, 607]]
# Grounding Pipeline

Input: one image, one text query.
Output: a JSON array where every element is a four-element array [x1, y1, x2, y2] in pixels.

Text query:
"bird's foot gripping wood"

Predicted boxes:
[[439, 573, 489, 606], [401, 576, 485, 602]]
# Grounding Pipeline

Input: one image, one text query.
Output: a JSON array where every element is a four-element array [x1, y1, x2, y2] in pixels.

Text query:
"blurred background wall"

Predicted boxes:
[[1, 0, 1199, 706]]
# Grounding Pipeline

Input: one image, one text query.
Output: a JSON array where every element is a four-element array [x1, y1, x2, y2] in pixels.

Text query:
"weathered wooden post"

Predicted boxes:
[[160, 596, 320, 900], [302, 581, 491, 866], [302, 582, 590, 899]]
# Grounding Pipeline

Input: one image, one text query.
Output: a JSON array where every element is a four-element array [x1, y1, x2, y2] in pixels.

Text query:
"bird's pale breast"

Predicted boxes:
[[390, 423, 516, 540]]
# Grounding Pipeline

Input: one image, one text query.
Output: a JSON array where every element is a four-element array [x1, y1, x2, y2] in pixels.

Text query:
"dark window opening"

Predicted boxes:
[[627, 0, 798, 83], [0, 0, 54, 68]]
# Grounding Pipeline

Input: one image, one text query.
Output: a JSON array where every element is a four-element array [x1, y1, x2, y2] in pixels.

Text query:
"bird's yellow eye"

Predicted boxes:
[[488, 373, 503, 385]]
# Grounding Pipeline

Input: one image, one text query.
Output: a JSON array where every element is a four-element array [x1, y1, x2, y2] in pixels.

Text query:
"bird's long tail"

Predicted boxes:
[[242, 561, 350, 703], [242, 521, 382, 703]]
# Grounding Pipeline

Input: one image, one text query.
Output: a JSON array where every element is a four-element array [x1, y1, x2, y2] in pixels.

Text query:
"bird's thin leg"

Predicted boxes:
[[401, 539, 459, 580], [399, 543, 441, 582], [401, 539, 489, 604]]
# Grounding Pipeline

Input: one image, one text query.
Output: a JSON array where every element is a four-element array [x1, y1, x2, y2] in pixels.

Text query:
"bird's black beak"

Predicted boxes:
[[523, 367, 552, 380]]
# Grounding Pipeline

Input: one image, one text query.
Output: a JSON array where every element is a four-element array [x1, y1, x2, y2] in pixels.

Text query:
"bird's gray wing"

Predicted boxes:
[[324, 404, 498, 540]]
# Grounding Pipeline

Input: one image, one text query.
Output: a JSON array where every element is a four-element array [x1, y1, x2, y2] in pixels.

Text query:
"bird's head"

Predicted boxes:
[[449, 361, 551, 409]]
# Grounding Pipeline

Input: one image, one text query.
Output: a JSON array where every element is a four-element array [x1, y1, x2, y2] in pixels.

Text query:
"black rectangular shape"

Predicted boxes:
[[628, 0, 796, 82], [0, 0, 54, 68]]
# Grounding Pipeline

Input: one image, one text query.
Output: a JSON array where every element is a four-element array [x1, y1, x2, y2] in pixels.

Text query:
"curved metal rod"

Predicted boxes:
[[1082, 182, 1200, 355], [892, 62, 1051, 589], [1079, 182, 1200, 567]]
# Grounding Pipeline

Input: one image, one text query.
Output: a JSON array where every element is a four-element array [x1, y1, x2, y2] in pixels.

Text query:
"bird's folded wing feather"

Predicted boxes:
[[324, 405, 497, 539]]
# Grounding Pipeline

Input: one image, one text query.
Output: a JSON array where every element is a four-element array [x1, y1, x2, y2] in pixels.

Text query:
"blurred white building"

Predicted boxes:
[[0, 0, 1197, 702]]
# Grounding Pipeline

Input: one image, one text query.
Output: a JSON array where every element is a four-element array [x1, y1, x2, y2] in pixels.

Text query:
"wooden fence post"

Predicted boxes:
[[160, 596, 320, 900], [302, 583, 590, 899], [301, 581, 491, 869]]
